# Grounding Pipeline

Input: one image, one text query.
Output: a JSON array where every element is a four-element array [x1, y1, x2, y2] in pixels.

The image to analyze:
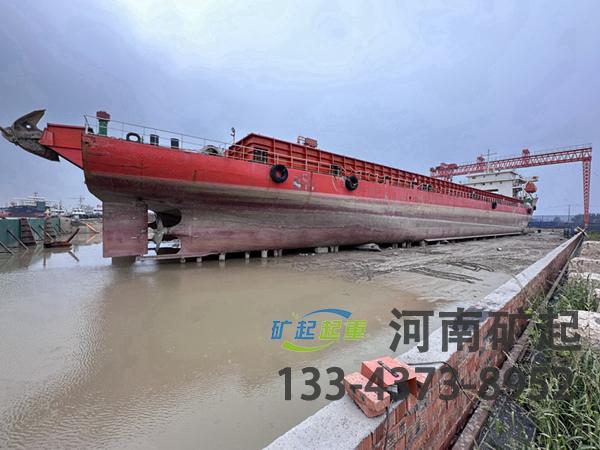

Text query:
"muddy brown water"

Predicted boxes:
[[0, 238, 434, 449]]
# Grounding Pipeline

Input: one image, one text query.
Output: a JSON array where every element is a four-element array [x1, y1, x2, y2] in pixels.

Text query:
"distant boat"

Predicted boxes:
[[68, 205, 102, 219], [48, 205, 66, 217], [69, 207, 87, 218], [0, 193, 57, 218]]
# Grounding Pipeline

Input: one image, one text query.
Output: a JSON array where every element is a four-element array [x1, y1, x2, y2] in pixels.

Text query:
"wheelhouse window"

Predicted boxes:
[[253, 148, 269, 164]]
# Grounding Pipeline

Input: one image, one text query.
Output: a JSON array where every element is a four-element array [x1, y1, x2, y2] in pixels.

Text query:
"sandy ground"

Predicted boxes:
[[278, 230, 566, 309]]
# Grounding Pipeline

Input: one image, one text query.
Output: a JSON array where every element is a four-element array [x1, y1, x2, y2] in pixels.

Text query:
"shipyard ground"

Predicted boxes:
[[280, 230, 564, 306], [0, 230, 567, 449]]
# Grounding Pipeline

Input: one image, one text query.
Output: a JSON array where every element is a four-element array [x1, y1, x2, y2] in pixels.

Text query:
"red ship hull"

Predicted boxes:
[[4, 112, 531, 259], [81, 135, 528, 258]]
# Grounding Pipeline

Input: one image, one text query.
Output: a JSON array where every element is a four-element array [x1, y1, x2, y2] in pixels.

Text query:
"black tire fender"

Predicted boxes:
[[270, 164, 288, 183], [345, 175, 359, 191], [126, 132, 141, 143]]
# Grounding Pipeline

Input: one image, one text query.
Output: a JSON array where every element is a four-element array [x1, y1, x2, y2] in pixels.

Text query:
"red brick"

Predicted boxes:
[[374, 422, 386, 444], [405, 410, 416, 430], [447, 351, 461, 368], [479, 317, 493, 339], [344, 371, 390, 418], [429, 421, 440, 439], [410, 436, 426, 450], [357, 433, 372, 450], [385, 425, 401, 449], [406, 392, 417, 413], [394, 433, 407, 450], [428, 368, 442, 388], [414, 370, 428, 386], [361, 356, 418, 396], [394, 419, 406, 442], [429, 397, 447, 422], [394, 399, 408, 421]]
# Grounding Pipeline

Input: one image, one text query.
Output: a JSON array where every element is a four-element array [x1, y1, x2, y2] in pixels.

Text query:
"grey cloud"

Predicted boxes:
[[1, 0, 599, 213]]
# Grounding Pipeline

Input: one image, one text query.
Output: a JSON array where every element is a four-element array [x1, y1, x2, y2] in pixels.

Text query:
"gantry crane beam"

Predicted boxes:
[[430, 144, 592, 227]]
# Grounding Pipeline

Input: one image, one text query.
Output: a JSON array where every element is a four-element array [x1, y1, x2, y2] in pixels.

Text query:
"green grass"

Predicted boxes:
[[516, 279, 600, 449], [555, 278, 599, 312], [585, 231, 600, 241]]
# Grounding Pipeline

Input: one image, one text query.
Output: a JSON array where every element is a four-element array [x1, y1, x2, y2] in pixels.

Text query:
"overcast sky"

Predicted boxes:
[[1, 0, 599, 215]]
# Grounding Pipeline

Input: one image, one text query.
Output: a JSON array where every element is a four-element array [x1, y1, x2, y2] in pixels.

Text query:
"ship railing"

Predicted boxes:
[[84, 114, 242, 157], [83, 115, 523, 208]]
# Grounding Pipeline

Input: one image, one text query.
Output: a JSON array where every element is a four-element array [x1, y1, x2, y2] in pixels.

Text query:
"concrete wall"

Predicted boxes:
[[267, 232, 583, 450]]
